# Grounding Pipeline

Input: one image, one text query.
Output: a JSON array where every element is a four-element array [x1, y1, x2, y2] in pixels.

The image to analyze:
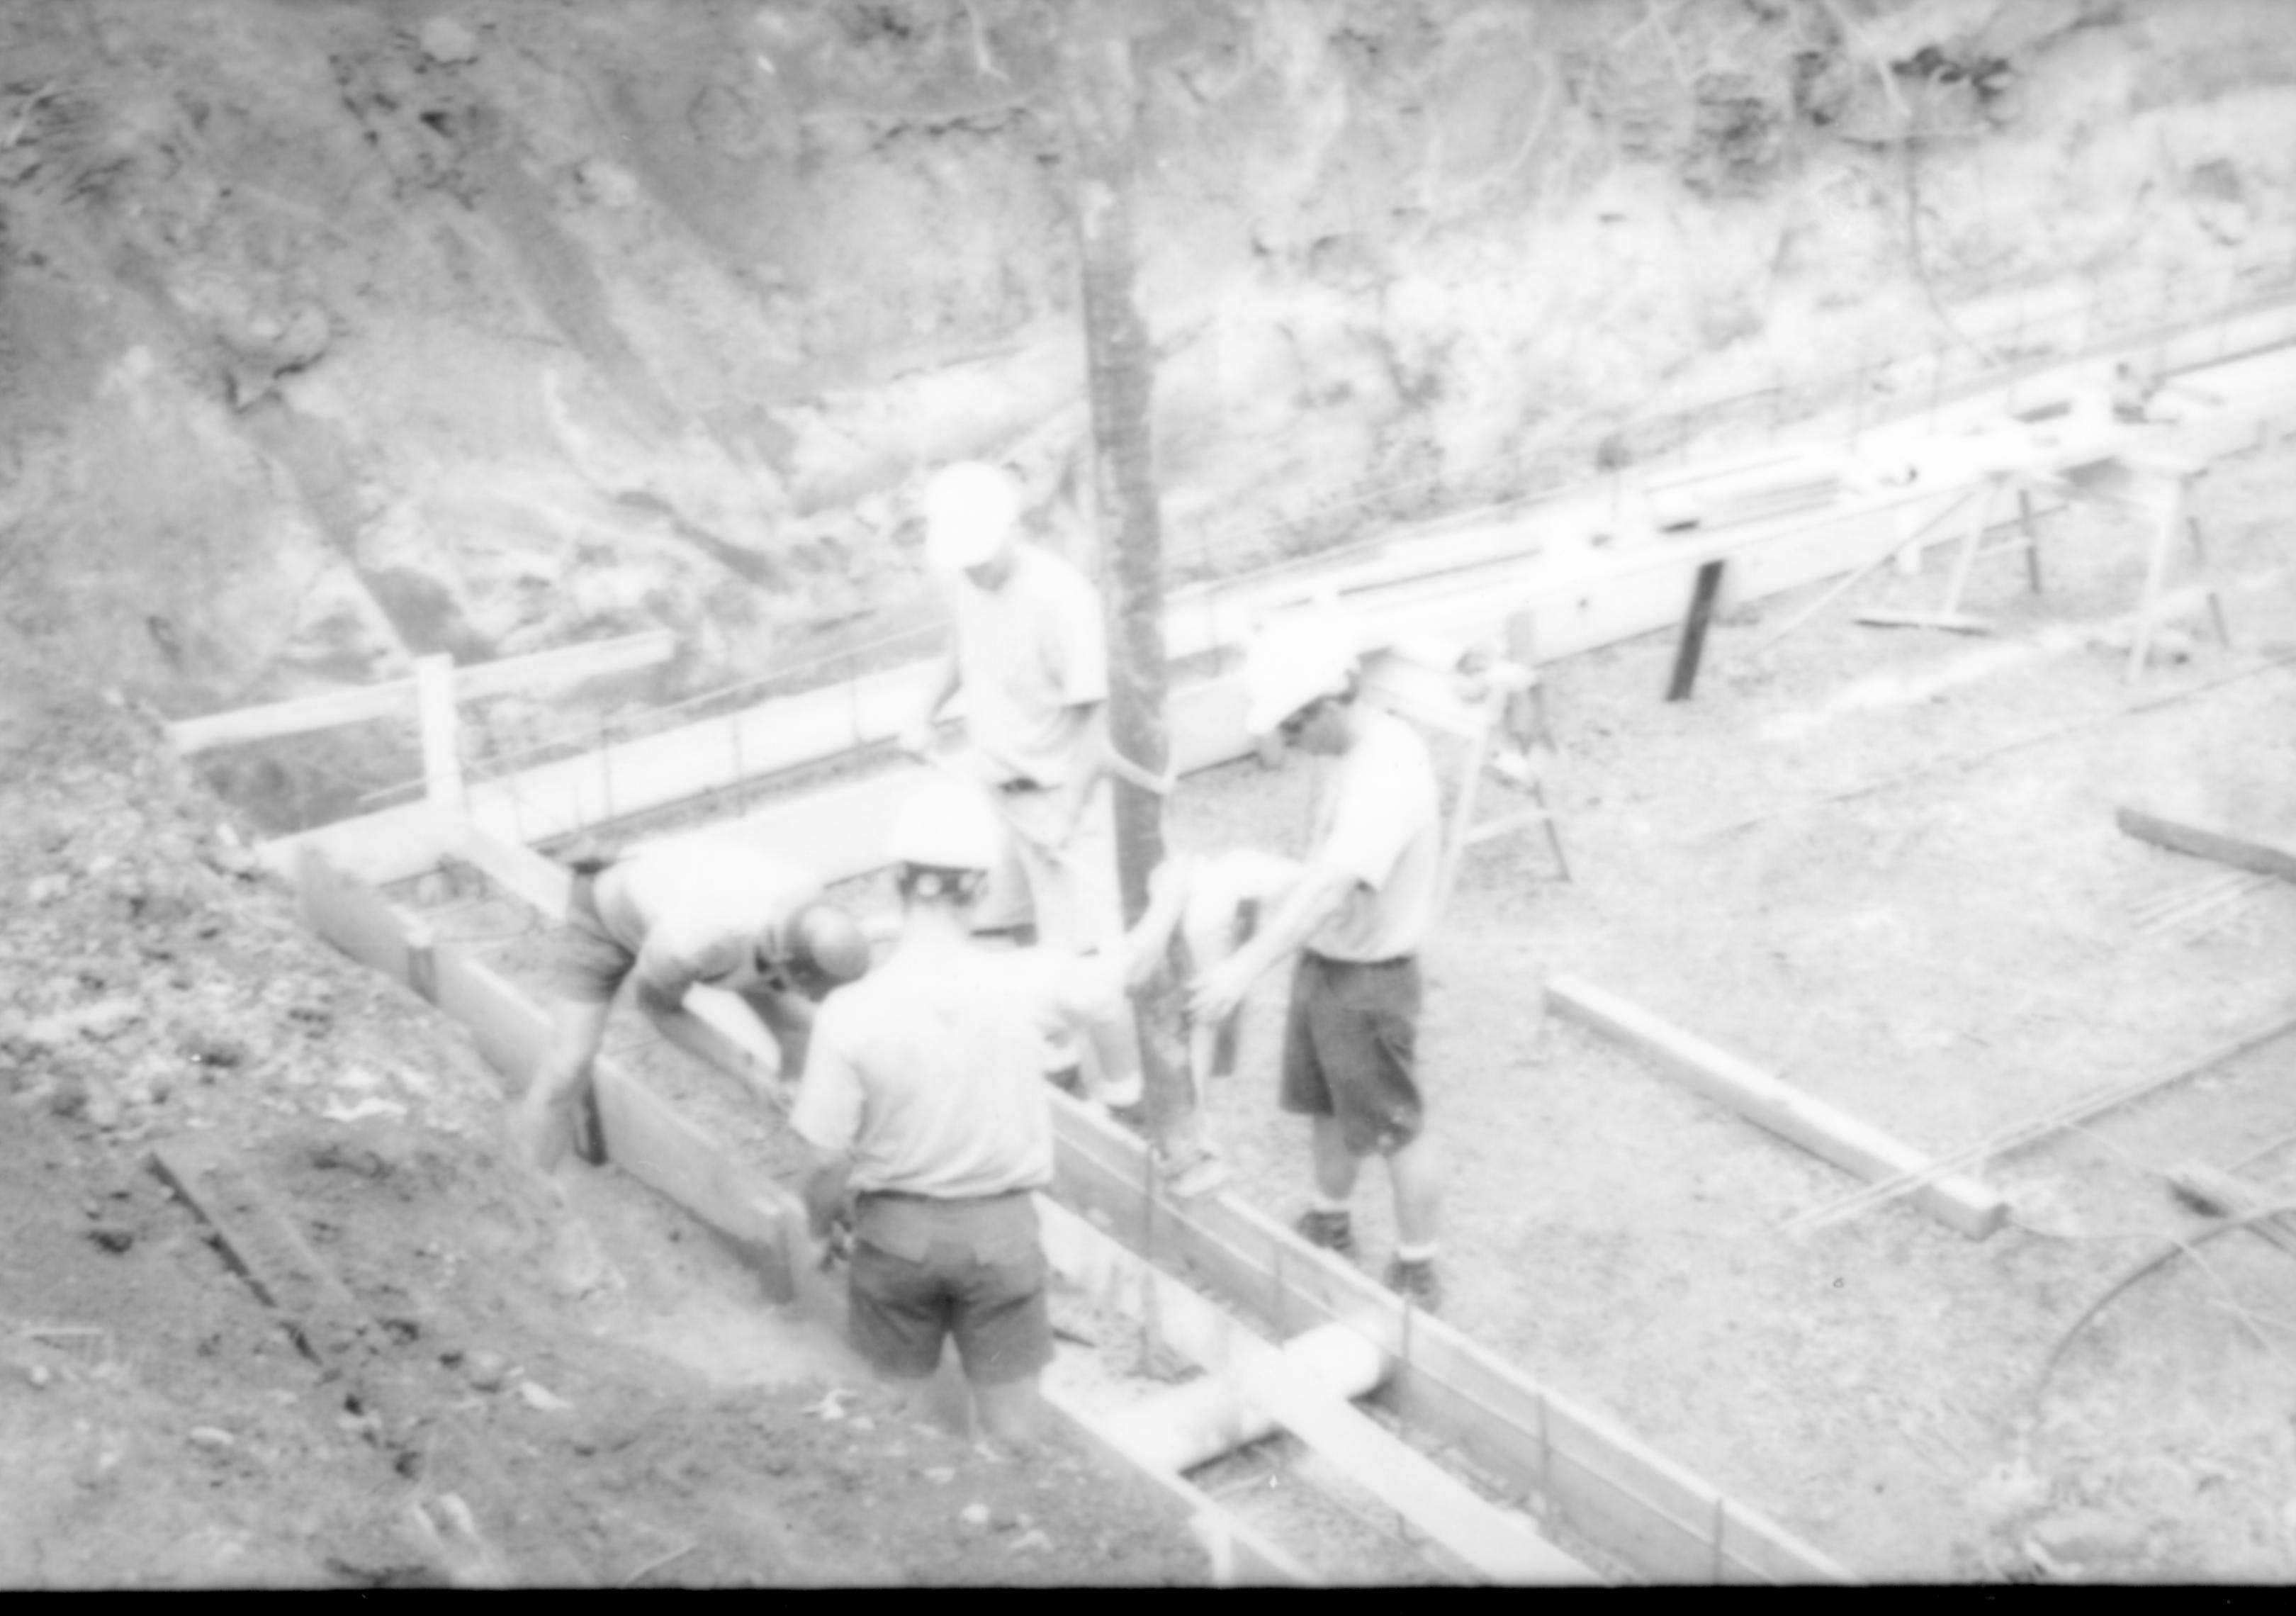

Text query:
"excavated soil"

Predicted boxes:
[[0, 667, 1206, 1589]]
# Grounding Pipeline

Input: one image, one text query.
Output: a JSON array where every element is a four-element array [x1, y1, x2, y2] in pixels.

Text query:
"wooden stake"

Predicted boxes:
[[1664, 561, 1726, 702]]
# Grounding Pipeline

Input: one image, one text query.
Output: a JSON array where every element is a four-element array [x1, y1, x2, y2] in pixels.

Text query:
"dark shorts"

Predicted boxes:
[[844, 1191, 1052, 1387], [553, 872, 637, 1004], [1280, 952, 1426, 1157]]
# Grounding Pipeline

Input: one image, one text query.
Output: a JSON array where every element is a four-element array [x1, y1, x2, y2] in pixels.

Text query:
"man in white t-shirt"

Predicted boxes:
[[510, 836, 872, 1180], [1188, 615, 1450, 1313], [898, 461, 1139, 1110]]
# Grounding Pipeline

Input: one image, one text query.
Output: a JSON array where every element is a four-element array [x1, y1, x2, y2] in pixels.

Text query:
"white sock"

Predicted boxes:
[[1394, 1240, 1437, 1264]]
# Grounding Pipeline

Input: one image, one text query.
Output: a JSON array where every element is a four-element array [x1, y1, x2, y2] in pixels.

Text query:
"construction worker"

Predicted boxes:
[[510, 835, 872, 1181], [1186, 614, 1450, 1312], [899, 462, 1118, 950], [897, 459, 1139, 1110], [792, 775, 1132, 1449]]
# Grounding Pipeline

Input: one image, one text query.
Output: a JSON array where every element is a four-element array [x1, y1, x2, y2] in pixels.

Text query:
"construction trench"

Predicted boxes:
[[147, 292, 2296, 1584]]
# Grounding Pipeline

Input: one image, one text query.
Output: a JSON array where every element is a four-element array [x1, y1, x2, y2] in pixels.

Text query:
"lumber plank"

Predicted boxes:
[[1040, 1198, 1599, 1584], [2116, 806, 2296, 885], [150, 1135, 597, 1587], [2168, 1163, 2296, 1259], [1546, 975, 2007, 1240], [168, 631, 677, 754]]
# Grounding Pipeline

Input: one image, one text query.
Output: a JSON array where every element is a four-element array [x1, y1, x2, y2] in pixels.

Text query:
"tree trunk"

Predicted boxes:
[[1058, 9, 1225, 1196]]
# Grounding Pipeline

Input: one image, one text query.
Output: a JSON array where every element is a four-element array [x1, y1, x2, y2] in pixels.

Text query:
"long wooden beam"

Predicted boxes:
[[2117, 805, 2296, 885], [1546, 975, 2008, 1240], [170, 630, 678, 755], [291, 844, 1307, 1586]]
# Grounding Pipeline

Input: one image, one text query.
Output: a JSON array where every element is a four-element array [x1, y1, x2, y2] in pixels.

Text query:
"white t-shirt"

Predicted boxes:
[[1303, 707, 1442, 963], [590, 840, 821, 999], [950, 544, 1108, 787], [792, 941, 1125, 1198]]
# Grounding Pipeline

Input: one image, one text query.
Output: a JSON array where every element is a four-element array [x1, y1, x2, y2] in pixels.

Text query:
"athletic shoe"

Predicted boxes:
[[1383, 1256, 1444, 1315], [1294, 1208, 1356, 1255]]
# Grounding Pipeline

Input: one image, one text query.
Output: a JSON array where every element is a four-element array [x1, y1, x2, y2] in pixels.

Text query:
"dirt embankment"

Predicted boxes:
[[0, 653, 1206, 1589], [3, 0, 2289, 736]]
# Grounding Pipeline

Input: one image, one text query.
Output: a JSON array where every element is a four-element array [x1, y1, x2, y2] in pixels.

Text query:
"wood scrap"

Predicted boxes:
[[2167, 1163, 2296, 1261], [2116, 805, 2296, 885], [1852, 610, 1993, 634]]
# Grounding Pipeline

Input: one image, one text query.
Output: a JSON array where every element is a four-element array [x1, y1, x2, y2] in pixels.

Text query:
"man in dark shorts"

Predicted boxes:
[[511, 835, 871, 1179], [793, 775, 1134, 1448], [1188, 612, 1449, 1312]]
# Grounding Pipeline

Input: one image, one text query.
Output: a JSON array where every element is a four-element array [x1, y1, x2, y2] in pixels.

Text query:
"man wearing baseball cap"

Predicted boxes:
[[1187, 611, 1450, 1313], [899, 460, 1139, 1111]]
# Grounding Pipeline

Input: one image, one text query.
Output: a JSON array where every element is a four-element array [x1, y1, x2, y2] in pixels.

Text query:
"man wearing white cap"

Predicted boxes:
[[1186, 612, 1449, 1313], [899, 461, 1139, 1109]]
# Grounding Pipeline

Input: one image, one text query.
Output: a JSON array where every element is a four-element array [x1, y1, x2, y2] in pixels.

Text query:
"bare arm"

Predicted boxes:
[[631, 940, 789, 1099], [1050, 702, 1111, 844], [801, 1148, 855, 1238], [901, 651, 963, 754], [1186, 862, 1357, 1025]]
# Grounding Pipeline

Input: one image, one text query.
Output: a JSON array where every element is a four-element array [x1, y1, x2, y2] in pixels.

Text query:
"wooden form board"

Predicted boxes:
[[291, 846, 1301, 1587], [1546, 975, 2008, 1240], [169, 630, 677, 755], [268, 332, 2296, 895], [1040, 1088, 1855, 1584], [1038, 1196, 1601, 1584], [2117, 806, 2296, 885]]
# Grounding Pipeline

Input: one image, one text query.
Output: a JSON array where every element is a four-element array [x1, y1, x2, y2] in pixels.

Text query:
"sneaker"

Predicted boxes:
[[1383, 1256, 1444, 1315], [1294, 1208, 1356, 1256]]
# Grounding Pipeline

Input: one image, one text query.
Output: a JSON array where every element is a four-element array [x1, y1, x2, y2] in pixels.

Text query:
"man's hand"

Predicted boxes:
[[1188, 951, 1261, 1027], [1122, 855, 1194, 990]]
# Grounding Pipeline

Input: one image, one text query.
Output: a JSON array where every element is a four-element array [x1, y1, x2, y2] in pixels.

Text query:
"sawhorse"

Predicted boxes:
[[1945, 451, 2230, 681]]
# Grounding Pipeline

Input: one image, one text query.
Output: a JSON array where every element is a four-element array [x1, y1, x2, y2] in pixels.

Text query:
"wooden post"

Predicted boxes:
[[1664, 561, 1726, 702], [415, 654, 466, 815], [1060, 4, 1223, 1196]]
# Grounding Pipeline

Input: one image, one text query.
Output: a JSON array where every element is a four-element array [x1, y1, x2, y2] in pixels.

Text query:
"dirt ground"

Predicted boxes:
[[0, 666, 1207, 1589]]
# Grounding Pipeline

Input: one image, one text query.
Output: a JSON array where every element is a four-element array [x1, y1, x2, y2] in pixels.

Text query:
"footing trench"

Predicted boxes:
[[288, 839, 1852, 1586]]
